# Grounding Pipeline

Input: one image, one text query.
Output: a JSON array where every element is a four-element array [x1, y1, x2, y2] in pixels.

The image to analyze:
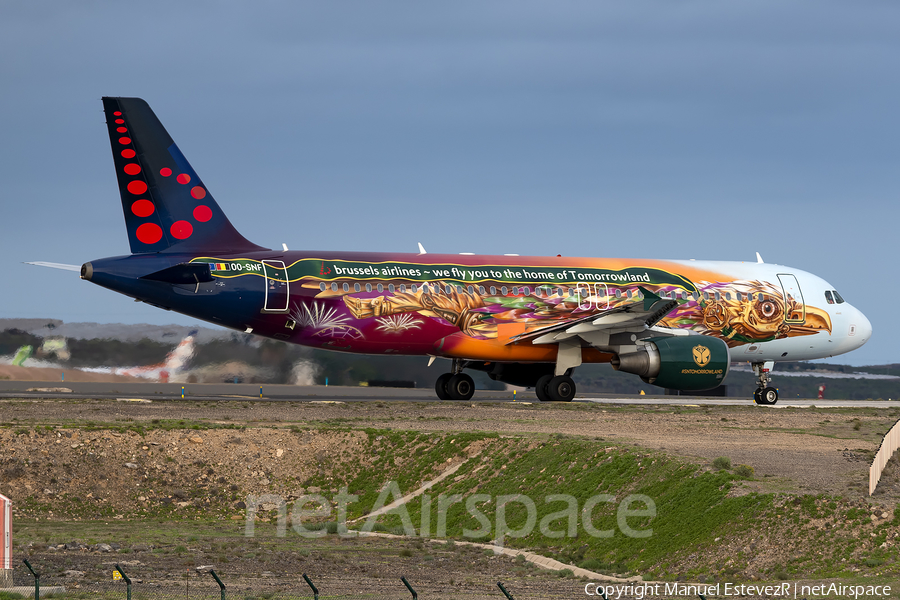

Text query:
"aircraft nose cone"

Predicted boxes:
[[855, 309, 872, 346]]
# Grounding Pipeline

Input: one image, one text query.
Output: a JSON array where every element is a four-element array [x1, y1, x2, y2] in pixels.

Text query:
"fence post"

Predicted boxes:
[[302, 573, 319, 600], [115, 563, 132, 600], [210, 570, 226, 600], [23, 558, 39, 600], [497, 582, 515, 600], [401, 576, 417, 600]]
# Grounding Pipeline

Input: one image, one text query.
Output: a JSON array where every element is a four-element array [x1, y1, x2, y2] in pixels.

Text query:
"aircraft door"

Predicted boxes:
[[777, 273, 805, 323], [262, 260, 290, 312]]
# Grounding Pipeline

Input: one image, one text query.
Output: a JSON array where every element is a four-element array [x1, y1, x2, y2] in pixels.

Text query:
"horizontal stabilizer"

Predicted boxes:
[[24, 262, 81, 272], [140, 263, 214, 285]]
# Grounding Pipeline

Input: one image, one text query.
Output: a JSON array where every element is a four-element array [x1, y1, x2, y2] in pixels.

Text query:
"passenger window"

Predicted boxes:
[[319, 282, 326, 291], [332, 282, 338, 292], [558, 288, 564, 297], [377, 283, 384, 292], [824, 290, 834, 304], [456, 285, 463, 293], [523, 286, 530, 295], [343, 283, 350, 292], [615, 290, 622, 298], [512, 287, 519, 295], [354, 283, 361, 292], [411, 284, 417, 293], [365, 283, 372, 292], [468, 285, 474, 294], [702, 291, 709, 301], [692, 291, 699, 301], [736, 292, 742, 302], [681, 292, 688, 300], [490, 286, 497, 295], [388, 284, 395, 293], [501, 286, 508, 295], [445, 284, 452, 294], [478, 285, 486, 294], [725, 292, 731, 301], [833, 290, 845, 304], [400, 284, 406, 293]]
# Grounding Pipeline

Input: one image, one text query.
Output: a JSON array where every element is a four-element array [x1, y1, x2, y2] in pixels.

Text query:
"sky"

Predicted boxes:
[[1, 1, 898, 367]]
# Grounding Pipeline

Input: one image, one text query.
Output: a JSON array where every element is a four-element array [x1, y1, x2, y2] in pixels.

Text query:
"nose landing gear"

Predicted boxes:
[[751, 361, 778, 405]]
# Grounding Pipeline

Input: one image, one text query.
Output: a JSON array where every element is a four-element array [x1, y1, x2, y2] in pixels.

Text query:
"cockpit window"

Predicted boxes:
[[824, 290, 834, 304], [833, 290, 845, 304]]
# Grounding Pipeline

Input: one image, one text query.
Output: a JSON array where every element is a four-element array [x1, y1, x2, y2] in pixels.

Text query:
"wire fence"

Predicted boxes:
[[5, 561, 612, 600]]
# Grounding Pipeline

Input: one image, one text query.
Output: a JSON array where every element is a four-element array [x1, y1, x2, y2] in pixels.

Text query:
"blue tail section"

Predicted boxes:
[[102, 97, 267, 255]]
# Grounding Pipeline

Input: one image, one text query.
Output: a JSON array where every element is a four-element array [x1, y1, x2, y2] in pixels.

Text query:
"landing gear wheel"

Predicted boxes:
[[753, 388, 762, 405], [435, 373, 453, 400], [446, 373, 475, 400], [534, 374, 553, 402], [762, 386, 778, 405], [547, 375, 576, 402]]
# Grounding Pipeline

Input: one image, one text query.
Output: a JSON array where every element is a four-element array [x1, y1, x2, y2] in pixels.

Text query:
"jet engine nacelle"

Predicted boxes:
[[611, 336, 730, 391]]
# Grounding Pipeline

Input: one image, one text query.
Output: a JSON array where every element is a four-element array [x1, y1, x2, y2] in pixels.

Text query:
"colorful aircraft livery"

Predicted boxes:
[[74, 98, 871, 404]]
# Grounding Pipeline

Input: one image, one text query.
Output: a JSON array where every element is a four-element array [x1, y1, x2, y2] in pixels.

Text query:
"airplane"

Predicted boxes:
[[32, 97, 872, 404], [80, 330, 197, 382]]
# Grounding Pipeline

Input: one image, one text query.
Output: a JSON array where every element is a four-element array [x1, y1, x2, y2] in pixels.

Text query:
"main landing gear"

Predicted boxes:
[[534, 373, 576, 402], [435, 360, 475, 400], [433, 360, 577, 402], [752, 361, 778, 405]]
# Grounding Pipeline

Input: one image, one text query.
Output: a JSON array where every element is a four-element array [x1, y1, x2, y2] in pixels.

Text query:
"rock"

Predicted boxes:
[[276, 449, 284, 458], [189, 436, 204, 444], [96, 543, 113, 553], [64, 570, 85, 578], [125, 463, 139, 469]]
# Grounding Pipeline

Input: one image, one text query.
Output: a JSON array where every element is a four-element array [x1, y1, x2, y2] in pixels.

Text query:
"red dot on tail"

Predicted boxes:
[[114, 111, 122, 116], [193, 205, 213, 222], [121, 149, 136, 159], [115, 119, 124, 124], [136, 223, 162, 244], [160, 167, 172, 177], [124, 163, 141, 176], [127, 180, 148, 195], [190, 186, 207, 200], [176, 173, 191, 185], [170, 220, 193, 239], [117, 127, 127, 133], [119, 137, 132, 145], [131, 199, 155, 217]]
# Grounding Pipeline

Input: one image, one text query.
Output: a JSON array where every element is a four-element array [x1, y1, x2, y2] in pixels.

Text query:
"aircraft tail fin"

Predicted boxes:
[[101, 97, 267, 255]]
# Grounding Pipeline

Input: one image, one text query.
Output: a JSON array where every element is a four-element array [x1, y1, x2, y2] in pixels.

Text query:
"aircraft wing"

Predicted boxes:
[[508, 287, 680, 346]]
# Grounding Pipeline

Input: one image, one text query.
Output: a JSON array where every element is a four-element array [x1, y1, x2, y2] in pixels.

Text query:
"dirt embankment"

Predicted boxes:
[[0, 365, 141, 383]]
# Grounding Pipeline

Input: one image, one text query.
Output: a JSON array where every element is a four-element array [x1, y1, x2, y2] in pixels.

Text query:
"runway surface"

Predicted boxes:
[[0, 380, 896, 408]]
